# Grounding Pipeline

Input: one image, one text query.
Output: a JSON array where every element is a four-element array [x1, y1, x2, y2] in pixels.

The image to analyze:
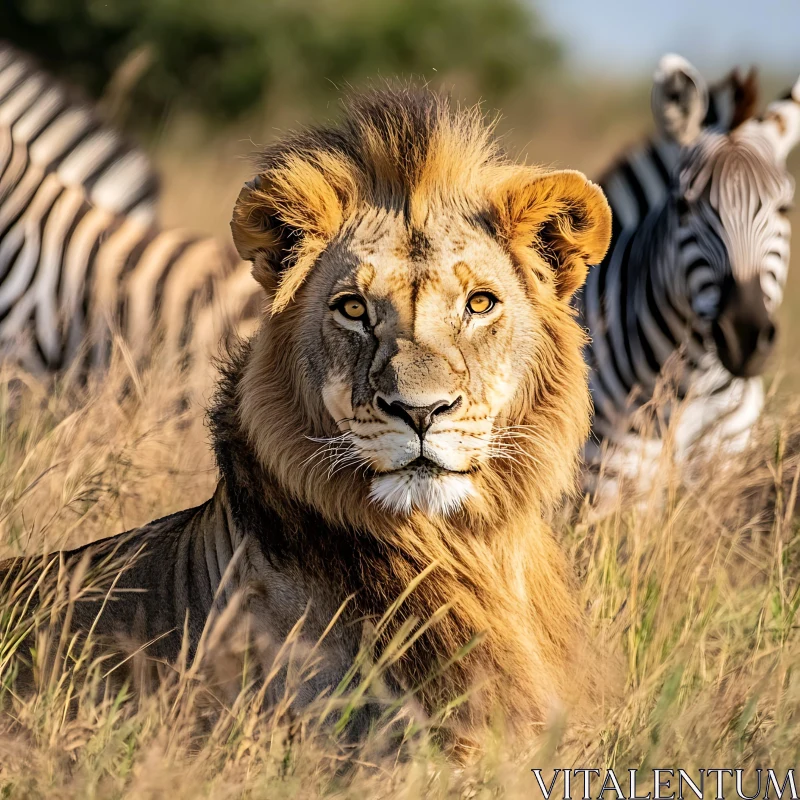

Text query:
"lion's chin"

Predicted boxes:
[[368, 465, 476, 516]]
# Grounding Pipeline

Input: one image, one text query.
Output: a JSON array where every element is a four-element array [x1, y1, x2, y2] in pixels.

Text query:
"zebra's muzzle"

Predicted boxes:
[[711, 277, 777, 378]]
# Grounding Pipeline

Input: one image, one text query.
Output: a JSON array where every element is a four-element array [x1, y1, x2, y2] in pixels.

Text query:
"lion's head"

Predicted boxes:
[[231, 89, 611, 524]]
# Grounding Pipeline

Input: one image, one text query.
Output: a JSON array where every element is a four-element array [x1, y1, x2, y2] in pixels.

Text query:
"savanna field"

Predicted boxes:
[[1, 81, 800, 797]]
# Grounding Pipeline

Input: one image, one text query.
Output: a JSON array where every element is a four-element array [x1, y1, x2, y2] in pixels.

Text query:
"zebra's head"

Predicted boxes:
[[653, 55, 800, 378]]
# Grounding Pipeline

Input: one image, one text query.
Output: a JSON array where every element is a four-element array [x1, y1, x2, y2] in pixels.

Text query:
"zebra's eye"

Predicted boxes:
[[334, 296, 367, 321], [467, 292, 497, 314], [676, 197, 691, 217], [778, 204, 794, 215]]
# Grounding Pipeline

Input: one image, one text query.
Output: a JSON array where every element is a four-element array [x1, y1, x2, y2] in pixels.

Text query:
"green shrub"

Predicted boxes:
[[1, 0, 561, 126]]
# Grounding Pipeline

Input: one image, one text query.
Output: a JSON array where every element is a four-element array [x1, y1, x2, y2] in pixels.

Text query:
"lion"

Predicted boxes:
[[0, 88, 612, 747]]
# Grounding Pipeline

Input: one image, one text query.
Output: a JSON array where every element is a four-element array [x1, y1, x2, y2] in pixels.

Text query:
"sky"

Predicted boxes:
[[537, 0, 800, 79]]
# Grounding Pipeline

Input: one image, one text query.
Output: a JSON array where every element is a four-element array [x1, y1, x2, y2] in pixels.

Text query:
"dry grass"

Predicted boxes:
[[0, 347, 799, 797], [1, 83, 799, 797]]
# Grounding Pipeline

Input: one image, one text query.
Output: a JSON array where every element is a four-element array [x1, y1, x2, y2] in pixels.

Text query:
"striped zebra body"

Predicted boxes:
[[578, 56, 800, 500], [0, 44, 158, 220], [0, 42, 261, 378]]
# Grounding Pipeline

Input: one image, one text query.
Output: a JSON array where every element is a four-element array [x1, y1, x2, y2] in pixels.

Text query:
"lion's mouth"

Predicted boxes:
[[379, 456, 475, 476]]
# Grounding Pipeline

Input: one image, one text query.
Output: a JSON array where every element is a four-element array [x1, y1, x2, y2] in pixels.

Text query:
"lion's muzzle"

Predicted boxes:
[[374, 393, 462, 438], [350, 392, 489, 515]]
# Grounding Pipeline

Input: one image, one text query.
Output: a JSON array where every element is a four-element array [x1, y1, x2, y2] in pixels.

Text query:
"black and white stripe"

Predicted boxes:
[[0, 42, 261, 378], [0, 43, 158, 222], [577, 55, 800, 498]]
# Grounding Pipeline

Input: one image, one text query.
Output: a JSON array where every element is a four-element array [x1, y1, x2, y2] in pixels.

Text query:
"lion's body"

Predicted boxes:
[[1, 89, 611, 746]]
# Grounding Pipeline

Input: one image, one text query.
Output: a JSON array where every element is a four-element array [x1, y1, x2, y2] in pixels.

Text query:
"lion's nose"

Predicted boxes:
[[375, 395, 462, 437]]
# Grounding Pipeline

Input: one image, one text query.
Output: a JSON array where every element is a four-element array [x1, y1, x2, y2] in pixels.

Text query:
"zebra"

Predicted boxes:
[[578, 54, 800, 503], [0, 43, 159, 222], [0, 42, 261, 380]]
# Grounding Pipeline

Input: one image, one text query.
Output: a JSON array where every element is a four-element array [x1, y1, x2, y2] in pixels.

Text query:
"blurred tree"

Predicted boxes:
[[0, 0, 561, 127]]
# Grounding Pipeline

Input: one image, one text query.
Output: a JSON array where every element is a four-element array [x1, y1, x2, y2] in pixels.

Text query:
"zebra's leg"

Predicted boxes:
[[583, 433, 666, 516], [678, 377, 765, 487]]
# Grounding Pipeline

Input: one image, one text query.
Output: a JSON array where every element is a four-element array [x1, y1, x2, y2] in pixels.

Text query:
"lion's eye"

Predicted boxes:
[[467, 292, 497, 314], [336, 296, 367, 321]]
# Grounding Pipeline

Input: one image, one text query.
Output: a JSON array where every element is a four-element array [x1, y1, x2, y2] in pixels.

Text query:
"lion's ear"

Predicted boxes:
[[491, 169, 612, 300], [230, 158, 348, 313]]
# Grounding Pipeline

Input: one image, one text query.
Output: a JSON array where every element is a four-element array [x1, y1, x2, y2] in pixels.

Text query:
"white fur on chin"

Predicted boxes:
[[369, 467, 476, 516]]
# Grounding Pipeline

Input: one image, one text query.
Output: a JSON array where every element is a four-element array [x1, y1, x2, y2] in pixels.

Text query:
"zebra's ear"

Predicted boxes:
[[759, 77, 800, 162], [705, 67, 759, 130], [651, 54, 709, 146], [491, 168, 612, 301], [231, 168, 345, 313]]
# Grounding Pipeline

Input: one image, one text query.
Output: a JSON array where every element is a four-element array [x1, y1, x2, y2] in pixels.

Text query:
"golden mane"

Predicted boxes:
[[224, 88, 612, 743], [231, 87, 609, 311]]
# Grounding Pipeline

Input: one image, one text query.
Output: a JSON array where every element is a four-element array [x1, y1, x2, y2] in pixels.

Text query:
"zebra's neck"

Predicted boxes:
[[623, 187, 732, 390], [582, 139, 735, 440], [629, 202, 698, 350]]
